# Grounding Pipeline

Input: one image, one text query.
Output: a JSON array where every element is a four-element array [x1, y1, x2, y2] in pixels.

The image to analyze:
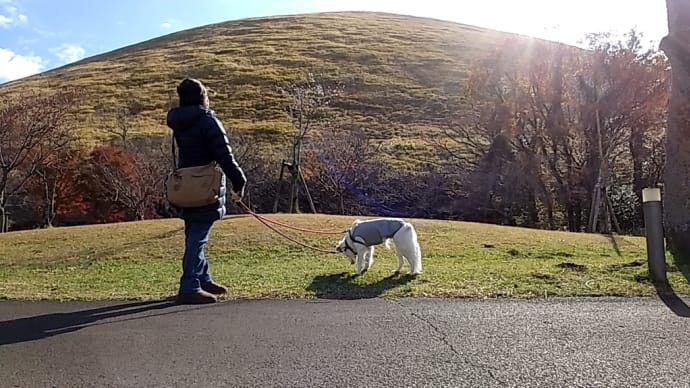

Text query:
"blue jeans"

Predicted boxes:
[[179, 220, 215, 294]]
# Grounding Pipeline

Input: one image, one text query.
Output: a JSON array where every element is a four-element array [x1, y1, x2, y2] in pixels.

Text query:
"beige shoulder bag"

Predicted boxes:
[[165, 134, 223, 208]]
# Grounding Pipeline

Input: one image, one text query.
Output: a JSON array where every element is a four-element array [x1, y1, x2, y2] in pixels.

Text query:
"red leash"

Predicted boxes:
[[236, 201, 347, 235], [236, 200, 344, 255]]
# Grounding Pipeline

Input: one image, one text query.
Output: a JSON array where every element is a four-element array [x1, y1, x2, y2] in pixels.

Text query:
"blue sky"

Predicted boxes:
[[0, 0, 669, 83]]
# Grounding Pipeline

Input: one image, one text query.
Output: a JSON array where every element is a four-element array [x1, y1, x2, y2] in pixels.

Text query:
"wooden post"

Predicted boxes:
[[299, 167, 317, 214], [289, 169, 297, 213], [272, 160, 287, 213]]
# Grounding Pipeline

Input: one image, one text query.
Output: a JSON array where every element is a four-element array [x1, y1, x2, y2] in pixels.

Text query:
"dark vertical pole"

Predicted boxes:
[[273, 161, 286, 213], [642, 188, 667, 284]]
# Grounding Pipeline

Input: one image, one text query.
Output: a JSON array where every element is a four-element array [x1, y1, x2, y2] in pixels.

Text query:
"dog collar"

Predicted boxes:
[[343, 239, 356, 255], [343, 229, 366, 255], [347, 230, 367, 246]]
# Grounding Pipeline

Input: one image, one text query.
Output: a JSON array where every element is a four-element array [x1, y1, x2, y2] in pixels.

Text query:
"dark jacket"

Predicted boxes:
[[166, 105, 247, 222]]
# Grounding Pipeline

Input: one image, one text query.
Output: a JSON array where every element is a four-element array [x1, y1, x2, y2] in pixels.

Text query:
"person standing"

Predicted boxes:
[[166, 78, 247, 304]]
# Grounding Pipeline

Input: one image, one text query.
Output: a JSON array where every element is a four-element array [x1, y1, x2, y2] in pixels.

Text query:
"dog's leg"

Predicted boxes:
[[355, 252, 363, 275], [406, 228, 422, 275], [412, 241, 422, 275], [393, 223, 422, 275], [355, 249, 366, 275], [394, 246, 404, 274], [366, 246, 375, 270], [412, 225, 423, 274], [404, 249, 422, 275], [362, 246, 374, 272]]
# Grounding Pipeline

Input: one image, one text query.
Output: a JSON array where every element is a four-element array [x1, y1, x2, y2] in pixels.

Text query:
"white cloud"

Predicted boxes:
[[51, 43, 86, 64], [0, 48, 44, 82], [0, 4, 28, 28], [160, 18, 180, 29]]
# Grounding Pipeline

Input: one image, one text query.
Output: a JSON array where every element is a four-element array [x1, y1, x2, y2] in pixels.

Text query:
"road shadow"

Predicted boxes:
[[654, 255, 690, 318], [654, 280, 690, 318], [0, 298, 180, 346], [306, 272, 416, 300]]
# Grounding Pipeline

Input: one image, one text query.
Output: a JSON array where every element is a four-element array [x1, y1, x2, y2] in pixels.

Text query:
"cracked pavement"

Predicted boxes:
[[1, 297, 690, 387]]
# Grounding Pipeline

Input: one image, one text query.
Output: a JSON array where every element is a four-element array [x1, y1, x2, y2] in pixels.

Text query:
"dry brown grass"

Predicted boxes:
[[0, 12, 554, 163]]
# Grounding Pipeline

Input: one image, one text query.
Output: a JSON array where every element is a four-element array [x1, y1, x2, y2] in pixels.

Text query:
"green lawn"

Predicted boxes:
[[0, 214, 686, 301]]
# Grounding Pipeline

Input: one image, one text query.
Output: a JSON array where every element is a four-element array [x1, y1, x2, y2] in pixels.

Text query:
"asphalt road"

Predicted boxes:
[[1, 295, 690, 388]]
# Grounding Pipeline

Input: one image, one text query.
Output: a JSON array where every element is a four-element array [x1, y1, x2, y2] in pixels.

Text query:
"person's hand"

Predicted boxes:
[[229, 190, 242, 203]]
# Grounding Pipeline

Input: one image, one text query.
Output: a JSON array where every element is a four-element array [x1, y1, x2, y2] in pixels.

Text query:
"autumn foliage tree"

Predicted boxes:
[[25, 145, 88, 227], [85, 143, 167, 221]]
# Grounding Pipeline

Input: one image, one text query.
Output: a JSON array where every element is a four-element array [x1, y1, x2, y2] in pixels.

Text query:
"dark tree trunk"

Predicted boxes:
[[661, 0, 690, 263]]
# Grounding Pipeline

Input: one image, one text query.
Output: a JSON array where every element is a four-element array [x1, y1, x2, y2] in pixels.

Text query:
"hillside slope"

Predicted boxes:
[[0, 12, 550, 160]]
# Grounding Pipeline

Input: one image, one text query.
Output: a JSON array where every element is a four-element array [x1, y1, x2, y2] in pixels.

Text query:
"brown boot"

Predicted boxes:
[[201, 281, 228, 295], [176, 289, 218, 304]]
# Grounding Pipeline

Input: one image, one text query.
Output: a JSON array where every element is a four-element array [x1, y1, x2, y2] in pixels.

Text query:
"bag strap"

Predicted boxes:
[[170, 131, 178, 170]]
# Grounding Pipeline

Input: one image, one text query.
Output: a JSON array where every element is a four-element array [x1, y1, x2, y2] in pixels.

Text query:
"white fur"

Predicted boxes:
[[335, 219, 422, 276]]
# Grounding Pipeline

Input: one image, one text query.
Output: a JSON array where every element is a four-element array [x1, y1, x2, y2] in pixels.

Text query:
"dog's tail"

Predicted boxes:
[[384, 238, 393, 250]]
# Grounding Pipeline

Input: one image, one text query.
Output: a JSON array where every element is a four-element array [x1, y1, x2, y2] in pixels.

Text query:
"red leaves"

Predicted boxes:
[[84, 144, 167, 222]]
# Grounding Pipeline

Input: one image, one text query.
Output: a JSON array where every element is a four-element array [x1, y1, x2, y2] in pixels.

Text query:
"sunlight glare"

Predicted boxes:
[[310, 0, 668, 48]]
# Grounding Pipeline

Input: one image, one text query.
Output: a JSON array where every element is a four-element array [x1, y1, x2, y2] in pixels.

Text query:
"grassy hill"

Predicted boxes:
[[0, 11, 553, 164], [1, 214, 687, 300]]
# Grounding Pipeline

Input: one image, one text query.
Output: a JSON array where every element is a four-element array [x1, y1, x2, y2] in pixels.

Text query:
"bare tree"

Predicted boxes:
[[99, 100, 146, 148], [439, 33, 667, 232], [0, 88, 81, 232], [438, 40, 561, 227], [227, 130, 262, 176], [282, 73, 343, 139], [273, 73, 344, 213], [305, 128, 379, 214]]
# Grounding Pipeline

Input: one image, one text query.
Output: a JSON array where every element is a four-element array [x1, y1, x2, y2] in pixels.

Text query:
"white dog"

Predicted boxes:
[[335, 218, 422, 276]]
